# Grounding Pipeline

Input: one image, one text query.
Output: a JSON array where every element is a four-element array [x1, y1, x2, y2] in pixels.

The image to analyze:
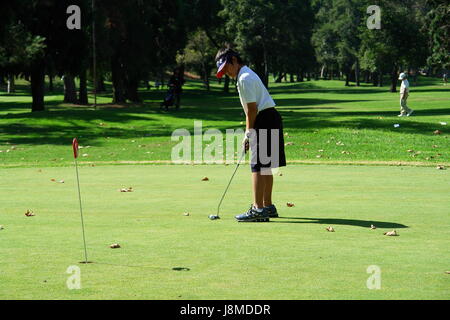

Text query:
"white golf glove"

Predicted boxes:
[[242, 130, 253, 153]]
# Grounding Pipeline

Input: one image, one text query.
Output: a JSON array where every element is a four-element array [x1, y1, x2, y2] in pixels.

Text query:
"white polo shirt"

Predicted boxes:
[[236, 66, 276, 114], [400, 79, 410, 94]]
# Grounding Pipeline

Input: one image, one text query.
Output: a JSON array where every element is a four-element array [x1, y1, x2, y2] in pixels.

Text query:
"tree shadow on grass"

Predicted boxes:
[[272, 216, 408, 229]]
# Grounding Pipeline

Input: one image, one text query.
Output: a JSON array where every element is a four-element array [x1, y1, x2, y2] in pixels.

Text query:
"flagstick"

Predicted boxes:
[[73, 139, 88, 263]]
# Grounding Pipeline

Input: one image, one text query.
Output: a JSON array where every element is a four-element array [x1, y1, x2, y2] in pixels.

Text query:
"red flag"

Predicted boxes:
[[72, 138, 79, 159]]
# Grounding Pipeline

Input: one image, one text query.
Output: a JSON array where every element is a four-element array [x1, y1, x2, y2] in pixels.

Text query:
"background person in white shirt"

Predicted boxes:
[[398, 72, 414, 117], [215, 48, 286, 222]]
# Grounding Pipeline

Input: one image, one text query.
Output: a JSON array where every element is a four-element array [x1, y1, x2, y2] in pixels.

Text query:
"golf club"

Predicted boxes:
[[73, 138, 90, 263], [209, 147, 247, 220]]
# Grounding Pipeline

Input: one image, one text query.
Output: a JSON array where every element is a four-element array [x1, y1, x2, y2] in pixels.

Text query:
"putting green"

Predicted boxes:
[[0, 164, 449, 299]]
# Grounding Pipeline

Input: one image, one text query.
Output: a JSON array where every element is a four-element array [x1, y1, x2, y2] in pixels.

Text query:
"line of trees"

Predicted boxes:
[[0, 0, 448, 112]]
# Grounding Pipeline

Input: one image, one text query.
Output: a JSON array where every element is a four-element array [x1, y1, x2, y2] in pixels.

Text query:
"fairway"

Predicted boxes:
[[1, 164, 448, 299], [1, 79, 449, 168]]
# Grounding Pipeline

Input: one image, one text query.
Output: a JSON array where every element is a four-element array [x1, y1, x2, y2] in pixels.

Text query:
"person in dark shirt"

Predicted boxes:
[[168, 67, 185, 110]]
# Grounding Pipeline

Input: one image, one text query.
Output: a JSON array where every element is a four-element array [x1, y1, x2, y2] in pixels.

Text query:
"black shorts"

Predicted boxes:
[[250, 107, 287, 173]]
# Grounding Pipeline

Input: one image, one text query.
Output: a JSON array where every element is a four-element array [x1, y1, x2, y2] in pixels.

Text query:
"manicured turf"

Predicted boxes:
[[0, 164, 449, 299], [1, 78, 449, 300], [1, 77, 449, 168]]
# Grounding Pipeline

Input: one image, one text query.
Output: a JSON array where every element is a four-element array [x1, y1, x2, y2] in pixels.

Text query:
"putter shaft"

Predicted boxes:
[[216, 149, 247, 217]]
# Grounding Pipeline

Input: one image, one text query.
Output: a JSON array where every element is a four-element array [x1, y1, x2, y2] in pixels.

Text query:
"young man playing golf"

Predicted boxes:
[[215, 48, 286, 222], [398, 72, 414, 117]]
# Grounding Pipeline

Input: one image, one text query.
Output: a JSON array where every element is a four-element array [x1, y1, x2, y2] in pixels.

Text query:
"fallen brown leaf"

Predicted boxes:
[[384, 230, 399, 236], [285, 142, 294, 146], [434, 130, 442, 135], [0, 225, 4, 230], [25, 210, 35, 217], [183, 212, 190, 216], [202, 177, 209, 181], [326, 226, 335, 232], [437, 165, 446, 170], [50, 178, 56, 182], [286, 202, 295, 207], [119, 187, 133, 192], [109, 243, 121, 248]]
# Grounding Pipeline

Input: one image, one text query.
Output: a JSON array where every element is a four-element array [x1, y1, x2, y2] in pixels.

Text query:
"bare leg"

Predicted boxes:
[[252, 172, 265, 209], [262, 171, 273, 207], [252, 169, 273, 209]]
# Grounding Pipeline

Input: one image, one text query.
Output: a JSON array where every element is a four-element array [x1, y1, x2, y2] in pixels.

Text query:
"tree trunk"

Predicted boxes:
[[111, 59, 126, 103], [31, 65, 45, 112], [355, 60, 360, 87], [96, 74, 106, 92], [48, 74, 54, 92], [63, 75, 78, 103], [345, 71, 350, 86], [78, 69, 88, 105], [314, 71, 319, 81], [125, 79, 141, 103], [306, 73, 311, 81], [390, 66, 398, 92], [320, 65, 326, 79], [202, 63, 210, 91], [372, 72, 378, 86], [290, 74, 294, 83], [364, 71, 370, 83], [7, 75, 15, 93], [275, 72, 283, 83]]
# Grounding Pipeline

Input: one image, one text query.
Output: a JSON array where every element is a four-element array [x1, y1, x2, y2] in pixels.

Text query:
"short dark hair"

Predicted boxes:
[[215, 48, 244, 65]]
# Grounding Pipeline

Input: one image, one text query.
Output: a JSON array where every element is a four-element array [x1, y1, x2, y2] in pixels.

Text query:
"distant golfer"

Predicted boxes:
[[398, 72, 414, 117], [443, 72, 448, 86], [215, 48, 286, 222]]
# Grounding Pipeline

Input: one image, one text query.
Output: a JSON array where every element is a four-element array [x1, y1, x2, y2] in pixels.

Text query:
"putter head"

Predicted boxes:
[[208, 215, 220, 220]]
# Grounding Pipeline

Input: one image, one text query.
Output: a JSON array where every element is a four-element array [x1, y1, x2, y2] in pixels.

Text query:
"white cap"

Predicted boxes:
[[398, 73, 407, 80]]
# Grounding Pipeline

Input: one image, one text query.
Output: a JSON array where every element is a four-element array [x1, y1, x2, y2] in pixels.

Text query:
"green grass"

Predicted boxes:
[[0, 164, 449, 299], [1, 77, 449, 167], [1, 77, 449, 300]]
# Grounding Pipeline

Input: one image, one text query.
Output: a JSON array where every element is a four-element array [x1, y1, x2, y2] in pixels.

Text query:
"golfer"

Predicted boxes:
[[215, 48, 286, 222], [398, 72, 414, 117]]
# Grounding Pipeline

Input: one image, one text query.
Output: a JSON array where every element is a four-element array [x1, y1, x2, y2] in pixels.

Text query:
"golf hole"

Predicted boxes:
[[172, 267, 190, 271]]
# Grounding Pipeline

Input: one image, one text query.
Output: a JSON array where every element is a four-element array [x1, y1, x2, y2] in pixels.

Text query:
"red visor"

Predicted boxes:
[[216, 59, 227, 79]]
